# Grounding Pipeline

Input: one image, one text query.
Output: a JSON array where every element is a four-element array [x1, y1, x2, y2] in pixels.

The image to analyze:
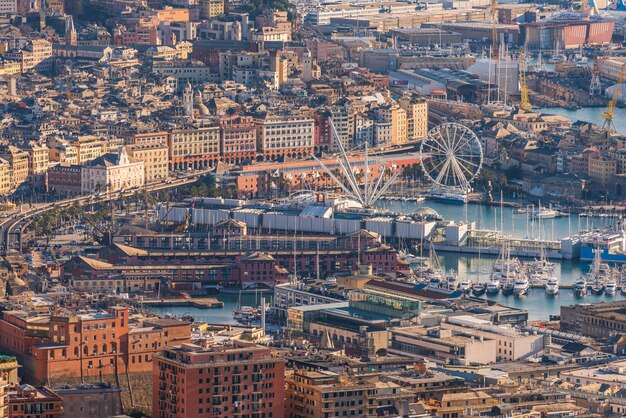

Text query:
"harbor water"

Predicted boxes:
[[149, 198, 626, 322], [538, 106, 626, 136]]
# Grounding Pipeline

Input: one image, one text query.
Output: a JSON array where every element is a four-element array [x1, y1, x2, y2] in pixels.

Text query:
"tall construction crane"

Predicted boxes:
[[519, 47, 532, 111], [602, 63, 625, 131], [491, 0, 499, 60]]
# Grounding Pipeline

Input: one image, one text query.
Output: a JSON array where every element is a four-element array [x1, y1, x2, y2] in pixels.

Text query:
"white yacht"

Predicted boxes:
[[459, 279, 472, 293], [545, 277, 559, 295], [513, 277, 530, 296], [533, 206, 561, 219], [574, 279, 587, 297], [486, 277, 501, 295], [605, 280, 617, 296]]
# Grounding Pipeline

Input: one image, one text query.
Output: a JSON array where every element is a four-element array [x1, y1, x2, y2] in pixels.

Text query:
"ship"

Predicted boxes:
[[605, 280, 617, 296], [513, 277, 530, 296], [486, 277, 501, 295], [545, 277, 560, 295], [430, 190, 468, 204], [574, 279, 587, 297], [501, 280, 515, 296], [459, 279, 472, 293], [471, 282, 486, 296]]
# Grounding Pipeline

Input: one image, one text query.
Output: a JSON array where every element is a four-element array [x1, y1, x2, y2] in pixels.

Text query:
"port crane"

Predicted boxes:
[[519, 47, 532, 111], [590, 57, 605, 96], [602, 63, 625, 131]]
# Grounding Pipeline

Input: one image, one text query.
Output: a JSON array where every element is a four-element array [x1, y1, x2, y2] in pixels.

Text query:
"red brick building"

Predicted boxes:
[[46, 164, 82, 196], [0, 307, 190, 385], [219, 115, 257, 164], [153, 341, 285, 418], [7, 385, 63, 418]]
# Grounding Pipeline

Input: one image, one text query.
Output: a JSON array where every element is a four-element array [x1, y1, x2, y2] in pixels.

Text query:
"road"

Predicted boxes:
[[0, 173, 204, 254]]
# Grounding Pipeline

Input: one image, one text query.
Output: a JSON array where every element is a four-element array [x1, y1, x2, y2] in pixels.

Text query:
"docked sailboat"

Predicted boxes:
[[584, 250, 609, 295], [549, 44, 566, 64], [472, 282, 487, 296], [525, 247, 556, 286], [445, 270, 459, 290], [501, 280, 515, 296]]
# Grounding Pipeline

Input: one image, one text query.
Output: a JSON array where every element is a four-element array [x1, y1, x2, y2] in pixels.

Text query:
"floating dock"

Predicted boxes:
[[139, 298, 224, 309]]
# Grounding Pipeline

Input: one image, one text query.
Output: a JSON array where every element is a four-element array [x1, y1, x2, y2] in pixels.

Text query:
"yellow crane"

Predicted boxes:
[[519, 47, 531, 111], [491, 0, 499, 60], [602, 63, 626, 131]]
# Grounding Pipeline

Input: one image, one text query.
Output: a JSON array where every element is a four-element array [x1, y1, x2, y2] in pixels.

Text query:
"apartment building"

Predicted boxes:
[[399, 96, 428, 140], [256, 114, 315, 160], [7, 385, 63, 418], [124, 131, 169, 146], [0, 159, 11, 195], [377, 104, 407, 145], [24, 142, 48, 189], [0, 147, 28, 190], [168, 125, 220, 170], [4, 39, 52, 72], [198, 0, 224, 19], [219, 115, 257, 164], [152, 342, 285, 418], [0, 307, 190, 385], [286, 370, 386, 418], [588, 156, 617, 187], [127, 142, 169, 183]]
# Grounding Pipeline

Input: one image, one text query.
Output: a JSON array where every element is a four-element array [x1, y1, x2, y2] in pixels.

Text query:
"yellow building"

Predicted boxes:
[[25, 142, 49, 188], [127, 142, 169, 184], [286, 371, 378, 418], [1, 146, 29, 190], [377, 104, 407, 145], [430, 391, 498, 417], [47, 139, 79, 165], [74, 136, 106, 164], [0, 159, 11, 196], [199, 0, 224, 19], [399, 96, 428, 140], [588, 156, 617, 187], [3, 39, 52, 72], [168, 125, 220, 170], [0, 61, 21, 77]]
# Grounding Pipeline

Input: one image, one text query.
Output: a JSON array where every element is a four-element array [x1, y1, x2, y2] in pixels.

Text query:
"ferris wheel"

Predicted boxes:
[[420, 123, 483, 191]]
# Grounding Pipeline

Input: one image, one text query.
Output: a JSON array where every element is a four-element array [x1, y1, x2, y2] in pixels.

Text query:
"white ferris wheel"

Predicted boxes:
[[420, 123, 483, 191]]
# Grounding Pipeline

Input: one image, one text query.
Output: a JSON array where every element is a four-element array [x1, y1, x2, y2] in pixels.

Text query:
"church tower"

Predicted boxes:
[[183, 82, 193, 118], [65, 15, 77, 46]]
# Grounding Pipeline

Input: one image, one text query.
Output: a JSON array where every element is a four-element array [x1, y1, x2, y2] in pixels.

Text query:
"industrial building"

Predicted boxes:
[[521, 18, 614, 50]]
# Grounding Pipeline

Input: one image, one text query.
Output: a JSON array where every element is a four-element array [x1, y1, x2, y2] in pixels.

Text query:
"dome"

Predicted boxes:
[[414, 207, 440, 217], [198, 104, 210, 116]]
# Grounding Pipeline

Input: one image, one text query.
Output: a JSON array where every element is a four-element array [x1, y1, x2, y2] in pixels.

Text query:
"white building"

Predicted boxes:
[[81, 147, 144, 195]]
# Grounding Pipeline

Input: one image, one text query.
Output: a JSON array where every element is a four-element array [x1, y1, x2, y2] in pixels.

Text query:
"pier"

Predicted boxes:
[[136, 298, 224, 309], [427, 229, 565, 259]]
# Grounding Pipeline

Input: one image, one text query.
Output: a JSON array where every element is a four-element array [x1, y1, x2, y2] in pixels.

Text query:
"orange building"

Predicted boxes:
[[153, 341, 285, 418], [0, 307, 191, 385], [156, 8, 190, 23]]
